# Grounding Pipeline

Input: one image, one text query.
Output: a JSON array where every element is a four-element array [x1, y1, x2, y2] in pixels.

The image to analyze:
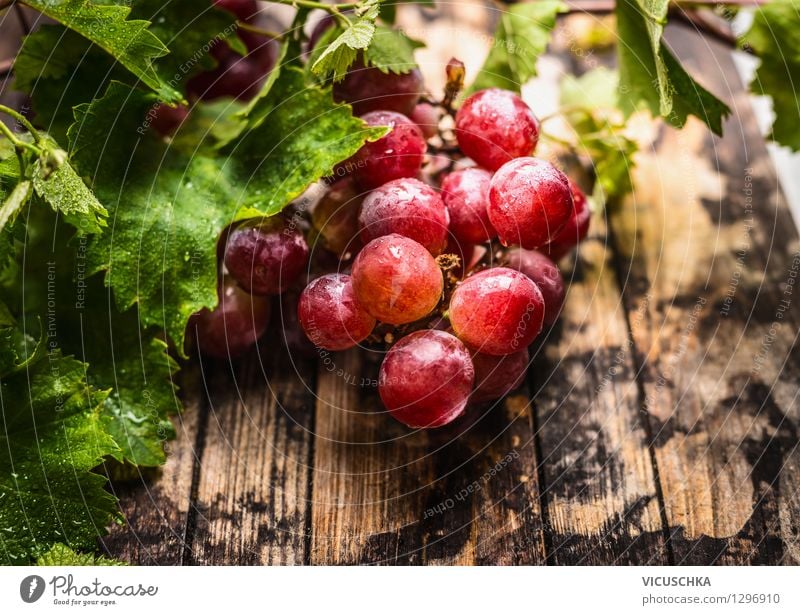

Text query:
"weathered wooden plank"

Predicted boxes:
[[101, 365, 201, 565], [607, 24, 800, 565], [310, 350, 546, 565], [530, 214, 670, 564], [187, 344, 315, 565]]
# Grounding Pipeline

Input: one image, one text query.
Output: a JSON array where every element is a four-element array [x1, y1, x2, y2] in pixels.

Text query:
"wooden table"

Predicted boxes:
[[101, 20, 800, 565]]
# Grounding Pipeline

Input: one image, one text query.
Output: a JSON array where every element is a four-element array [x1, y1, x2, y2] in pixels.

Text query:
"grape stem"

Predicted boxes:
[[0, 104, 41, 144], [267, 0, 361, 13], [0, 120, 40, 156], [236, 21, 283, 40]]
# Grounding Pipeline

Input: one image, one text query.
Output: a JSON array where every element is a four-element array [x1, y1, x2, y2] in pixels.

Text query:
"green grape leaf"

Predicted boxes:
[[0, 181, 32, 233], [37, 543, 127, 566], [69, 75, 381, 352], [560, 68, 639, 204], [31, 137, 107, 235], [14, 26, 128, 141], [223, 67, 388, 213], [471, 1, 565, 92], [615, 0, 730, 135], [14, 1, 242, 140], [68, 83, 260, 356], [0, 156, 21, 276], [312, 0, 381, 80], [169, 98, 249, 155], [744, 0, 800, 150], [0, 323, 121, 563], [81, 298, 180, 468], [23, 0, 180, 103], [127, 0, 246, 81], [364, 25, 424, 74], [7, 204, 181, 468]]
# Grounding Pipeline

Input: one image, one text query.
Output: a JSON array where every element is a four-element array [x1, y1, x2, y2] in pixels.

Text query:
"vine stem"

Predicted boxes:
[[0, 120, 40, 155], [561, 0, 769, 10], [0, 103, 40, 143], [236, 21, 283, 40], [267, 0, 361, 13]]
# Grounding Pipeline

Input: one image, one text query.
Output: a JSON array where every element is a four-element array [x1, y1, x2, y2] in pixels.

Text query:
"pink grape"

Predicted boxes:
[[379, 330, 474, 428], [279, 288, 318, 359], [410, 102, 440, 139], [238, 31, 280, 71], [543, 179, 591, 261], [505, 248, 565, 326], [351, 234, 443, 325], [224, 217, 309, 295], [187, 53, 267, 101], [190, 279, 270, 359], [333, 60, 423, 117], [358, 177, 449, 255], [441, 167, 496, 244], [455, 89, 539, 171], [306, 15, 335, 55], [488, 157, 573, 249], [149, 103, 189, 136], [213, 0, 258, 21], [449, 267, 545, 355], [298, 274, 376, 351], [351, 110, 426, 190], [471, 348, 529, 403], [310, 179, 363, 256]]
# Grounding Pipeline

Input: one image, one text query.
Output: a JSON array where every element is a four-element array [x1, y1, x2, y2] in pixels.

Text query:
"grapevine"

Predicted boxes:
[[0, 0, 797, 565]]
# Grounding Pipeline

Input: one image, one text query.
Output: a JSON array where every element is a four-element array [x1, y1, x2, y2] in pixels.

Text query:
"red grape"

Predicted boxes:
[[543, 179, 591, 261], [351, 234, 443, 325], [471, 348, 529, 403], [310, 179, 363, 256], [449, 267, 545, 355], [488, 157, 573, 249], [187, 53, 267, 101], [505, 249, 565, 326], [358, 177, 449, 255], [238, 31, 280, 71], [441, 167, 496, 245], [189, 278, 270, 359], [351, 110, 426, 190], [149, 103, 188, 136], [307, 15, 335, 55], [214, 0, 258, 22], [333, 60, 423, 116], [410, 102, 440, 139], [455, 89, 539, 171], [279, 288, 318, 359], [379, 330, 474, 428], [224, 217, 309, 295], [298, 274, 376, 351]]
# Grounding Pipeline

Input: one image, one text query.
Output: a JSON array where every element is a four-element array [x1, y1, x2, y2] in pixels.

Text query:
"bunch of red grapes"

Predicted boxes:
[[187, 8, 590, 430]]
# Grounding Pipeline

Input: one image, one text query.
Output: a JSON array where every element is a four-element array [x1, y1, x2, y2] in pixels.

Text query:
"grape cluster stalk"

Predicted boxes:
[[187, 13, 591, 429]]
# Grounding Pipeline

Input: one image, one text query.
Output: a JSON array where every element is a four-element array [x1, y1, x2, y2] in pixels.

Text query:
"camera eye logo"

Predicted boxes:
[[20, 575, 46, 603]]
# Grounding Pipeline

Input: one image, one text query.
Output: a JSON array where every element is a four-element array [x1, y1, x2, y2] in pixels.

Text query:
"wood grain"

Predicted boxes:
[[101, 365, 201, 565], [310, 350, 546, 564], [186, 346, 315, 565], [88, 12, 800, 566], [607, 24, 800, 565], [530, 215, 670, 564]]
